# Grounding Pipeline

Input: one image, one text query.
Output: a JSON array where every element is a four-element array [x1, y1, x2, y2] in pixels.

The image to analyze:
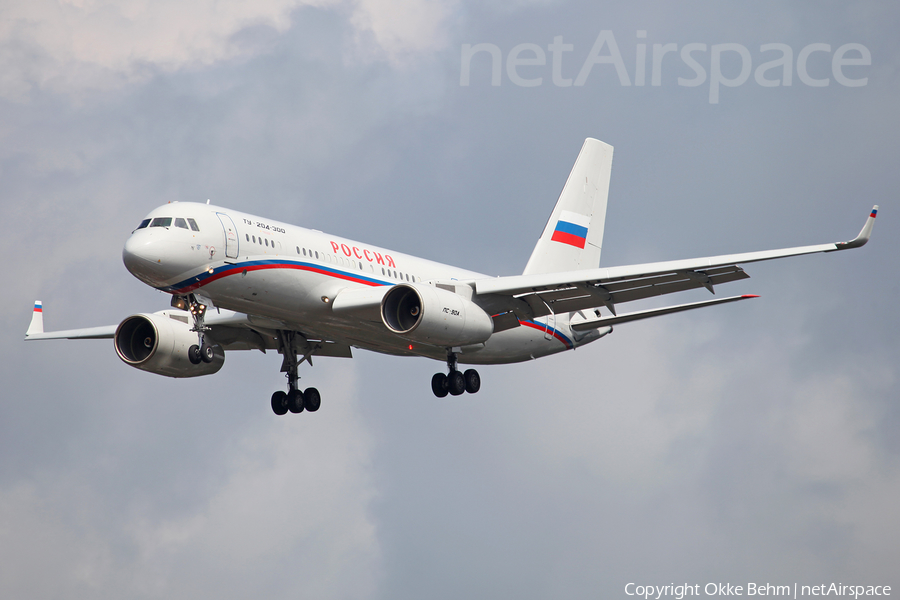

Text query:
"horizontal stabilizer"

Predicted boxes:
[[570, 294, 758, 331]]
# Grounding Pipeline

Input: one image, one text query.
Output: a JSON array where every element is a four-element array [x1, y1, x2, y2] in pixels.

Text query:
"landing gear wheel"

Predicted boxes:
[[188, 345, 202, 365], [271, 391, 289, 416], [464, 369, 481, 394], [432, 373, 448, 398], [287, 389, 305, 413], [200, 342, 215, 363], [447, 371, 466, 396], [304, 387, 321, 412]]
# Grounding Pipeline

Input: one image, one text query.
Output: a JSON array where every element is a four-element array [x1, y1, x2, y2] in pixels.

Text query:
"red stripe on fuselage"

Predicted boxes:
[[170, 262, 384, 295], [519, 319, 572, 349]]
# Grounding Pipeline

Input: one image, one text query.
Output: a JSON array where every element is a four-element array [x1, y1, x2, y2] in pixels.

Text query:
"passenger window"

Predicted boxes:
[[265, 239, 269, 247], [187, 218, 200, 231], [136, 219, 151, 230], [303, 248, 307, 256], [246, 234, 250, 242], [314, 251, 318, 259], [296, 247, 300, 254], [174, 218, 188, 229], [150, 217, 172, 228], [252, 236, 256, 243]]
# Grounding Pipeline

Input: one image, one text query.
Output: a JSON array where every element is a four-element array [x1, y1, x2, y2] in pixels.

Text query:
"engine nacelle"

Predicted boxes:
[[114, 312, 224, 378], [381, 283, 494, 347]]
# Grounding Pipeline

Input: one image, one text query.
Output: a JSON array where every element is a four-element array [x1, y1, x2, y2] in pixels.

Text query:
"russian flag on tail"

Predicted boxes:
[[550, 210, 590, 249]]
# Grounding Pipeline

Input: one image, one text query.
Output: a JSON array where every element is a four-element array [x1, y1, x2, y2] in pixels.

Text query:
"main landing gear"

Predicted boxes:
[[431, 351, 481, 398], [271, 330, 321, 416]]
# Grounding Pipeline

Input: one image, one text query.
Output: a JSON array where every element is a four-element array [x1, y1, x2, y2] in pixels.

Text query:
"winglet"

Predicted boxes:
[[834, 205, 878, 250], [26, 301, 44, 337]]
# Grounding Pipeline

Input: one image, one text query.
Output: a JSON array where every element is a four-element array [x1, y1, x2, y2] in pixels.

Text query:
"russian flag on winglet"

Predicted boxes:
[[34, 301, 42, 313], [550, 210, 590, 249], [871, 209, 878, 218]]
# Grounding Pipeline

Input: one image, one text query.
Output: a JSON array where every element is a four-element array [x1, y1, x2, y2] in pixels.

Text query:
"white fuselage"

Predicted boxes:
[[122, 202, 603, 364]]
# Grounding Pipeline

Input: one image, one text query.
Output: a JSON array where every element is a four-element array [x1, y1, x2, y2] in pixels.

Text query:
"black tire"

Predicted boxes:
[[448, 371, 465, 396], [271, 391, 288, 416], [304, 388, 321, 412], [288, 389, 305, 413], [200, 342, 215, 363], [431, 373, 448, 398], [188, 345, 202, 365], [464, 369, 481, 394]]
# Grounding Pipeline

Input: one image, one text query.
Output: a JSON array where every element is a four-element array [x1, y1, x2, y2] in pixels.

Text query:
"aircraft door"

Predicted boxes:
[[216, 213, 239, 259]]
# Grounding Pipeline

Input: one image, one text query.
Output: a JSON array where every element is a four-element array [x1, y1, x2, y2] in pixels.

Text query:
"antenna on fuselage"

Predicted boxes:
[[206, 199, 210, 205]]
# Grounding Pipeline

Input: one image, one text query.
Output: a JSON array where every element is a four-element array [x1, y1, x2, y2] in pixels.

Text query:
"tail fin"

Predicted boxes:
[[523, 138, 613, 275]]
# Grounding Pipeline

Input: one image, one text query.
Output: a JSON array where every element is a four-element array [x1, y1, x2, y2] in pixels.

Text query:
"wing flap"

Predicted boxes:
[[511, 266, 750, 317], [570, 295, 759, 331]]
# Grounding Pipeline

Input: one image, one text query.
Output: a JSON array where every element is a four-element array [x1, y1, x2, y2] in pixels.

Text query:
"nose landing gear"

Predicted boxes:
[[175, 294, 216, 365], [431, 351, 481, 398]]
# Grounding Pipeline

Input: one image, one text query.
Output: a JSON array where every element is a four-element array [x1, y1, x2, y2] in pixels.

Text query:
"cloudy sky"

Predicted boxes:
[[1, 1, 898, 598]]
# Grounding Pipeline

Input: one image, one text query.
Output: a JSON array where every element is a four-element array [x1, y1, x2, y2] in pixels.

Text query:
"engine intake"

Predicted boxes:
[[381, 284, 493, 347], [115, 312, 223, 377]]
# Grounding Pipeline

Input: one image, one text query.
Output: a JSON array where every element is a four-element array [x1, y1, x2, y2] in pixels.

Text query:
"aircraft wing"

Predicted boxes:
[[475, 205, 877, 320], [24, 301, 353, 358]]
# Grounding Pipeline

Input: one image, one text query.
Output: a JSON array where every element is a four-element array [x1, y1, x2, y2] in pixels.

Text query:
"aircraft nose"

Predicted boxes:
[[122, 234, 171, 286]]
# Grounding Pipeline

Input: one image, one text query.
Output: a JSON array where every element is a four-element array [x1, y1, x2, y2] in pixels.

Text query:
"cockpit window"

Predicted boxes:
[[174, 218, 189, 229], [187, 218, 200, 231], [150, 217, 172, 228], [136, 219, 151, 230]]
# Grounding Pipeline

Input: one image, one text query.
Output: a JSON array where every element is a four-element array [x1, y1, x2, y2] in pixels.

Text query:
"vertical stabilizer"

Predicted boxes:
[[523, 138, 613, 275]]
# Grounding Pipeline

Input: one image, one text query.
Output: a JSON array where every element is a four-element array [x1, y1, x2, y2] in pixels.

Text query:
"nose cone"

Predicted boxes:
[[123, 234, 168, 286], [123, 232, 200, 287]]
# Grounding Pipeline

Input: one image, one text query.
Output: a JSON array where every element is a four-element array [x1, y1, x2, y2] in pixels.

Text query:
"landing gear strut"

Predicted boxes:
[[177, 294, 215, 365], [432, 351, 480, 398], [271, 330, 321, 416]]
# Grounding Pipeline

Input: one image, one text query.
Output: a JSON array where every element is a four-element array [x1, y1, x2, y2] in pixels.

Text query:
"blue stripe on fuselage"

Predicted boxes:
[[159, 259, 392, 294]]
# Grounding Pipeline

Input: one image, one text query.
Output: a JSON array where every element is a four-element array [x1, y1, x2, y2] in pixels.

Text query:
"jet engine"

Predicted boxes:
[[381, 284, 493, 347], [114, 312, 224, 377]]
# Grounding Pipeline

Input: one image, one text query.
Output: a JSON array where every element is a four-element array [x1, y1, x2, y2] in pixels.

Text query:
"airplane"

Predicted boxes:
[[25, 139, 878, 415]]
